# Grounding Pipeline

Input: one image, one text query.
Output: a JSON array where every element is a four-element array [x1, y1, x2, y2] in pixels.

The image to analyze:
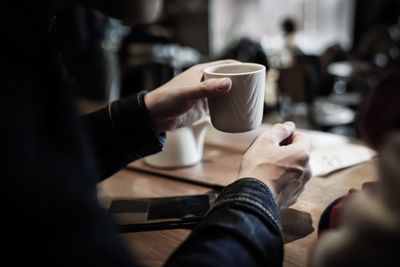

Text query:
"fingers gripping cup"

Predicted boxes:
[[204, 63, 266, 133]]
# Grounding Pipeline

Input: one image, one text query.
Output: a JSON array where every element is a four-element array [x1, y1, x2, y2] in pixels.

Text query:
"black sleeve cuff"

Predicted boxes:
[[108, 91, 166, 161], [211, 178, 282, 232], [82, 91, 165, 180]]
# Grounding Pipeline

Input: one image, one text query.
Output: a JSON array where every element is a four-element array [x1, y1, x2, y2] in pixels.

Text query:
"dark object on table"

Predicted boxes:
[[108, 192, 219, 233], [281, 208, 314, 243]]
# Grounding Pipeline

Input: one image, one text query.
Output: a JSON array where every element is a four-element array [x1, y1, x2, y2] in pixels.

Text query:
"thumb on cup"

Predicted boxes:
[[183, 78, 232, 101]]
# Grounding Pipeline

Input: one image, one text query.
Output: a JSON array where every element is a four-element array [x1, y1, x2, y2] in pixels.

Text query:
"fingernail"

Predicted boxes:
[[216, 78, 231, 92]]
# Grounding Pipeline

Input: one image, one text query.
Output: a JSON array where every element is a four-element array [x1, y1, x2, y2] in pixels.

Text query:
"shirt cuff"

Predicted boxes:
[[210, 178, 282, 233], [108, 91, 165, 160]]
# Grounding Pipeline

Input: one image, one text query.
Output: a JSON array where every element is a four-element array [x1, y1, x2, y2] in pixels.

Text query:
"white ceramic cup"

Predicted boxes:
[[204, 63, 266, 133]]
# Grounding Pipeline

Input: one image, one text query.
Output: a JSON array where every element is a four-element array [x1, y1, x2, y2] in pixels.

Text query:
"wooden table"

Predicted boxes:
[[99, 144, 377, 267], [99, 170, 210, 267]]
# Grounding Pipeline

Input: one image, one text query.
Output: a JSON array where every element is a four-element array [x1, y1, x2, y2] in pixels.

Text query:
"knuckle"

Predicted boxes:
[[300, 149, 310, 161], [259, 131, 274, 143], [294, 146, 310, 160], [187, 65, 199, 72], [272, 123, 284, 131], [274, 123, 289, 135], [191, 64, 204, 74]]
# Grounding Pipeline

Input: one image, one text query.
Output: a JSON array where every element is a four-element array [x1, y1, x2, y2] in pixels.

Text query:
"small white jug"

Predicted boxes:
[[143, 120, 209, 168]]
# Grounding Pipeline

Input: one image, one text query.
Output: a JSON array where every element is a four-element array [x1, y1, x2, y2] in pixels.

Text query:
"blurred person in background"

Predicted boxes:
[[3, 1, 311, 267], [311, 70, 400, 267], [279, 17, 302, 68]]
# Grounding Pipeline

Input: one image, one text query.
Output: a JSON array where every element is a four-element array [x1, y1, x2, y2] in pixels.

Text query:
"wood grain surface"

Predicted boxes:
[[100, 144, 377, 267]]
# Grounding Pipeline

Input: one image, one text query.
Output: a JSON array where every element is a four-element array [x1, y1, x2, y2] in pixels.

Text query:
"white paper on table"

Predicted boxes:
[[205, 123, 350, 152], [205, 123, 376, 176], [310, 143, 377, 176]]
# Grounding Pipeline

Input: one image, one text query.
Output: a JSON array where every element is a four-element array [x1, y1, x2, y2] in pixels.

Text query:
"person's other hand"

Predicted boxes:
[[144, 60, 238, 131], [238, 122, 311, 209]]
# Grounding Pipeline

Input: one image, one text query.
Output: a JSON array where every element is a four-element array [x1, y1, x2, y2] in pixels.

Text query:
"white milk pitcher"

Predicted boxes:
[[144, 120, 209, 168]]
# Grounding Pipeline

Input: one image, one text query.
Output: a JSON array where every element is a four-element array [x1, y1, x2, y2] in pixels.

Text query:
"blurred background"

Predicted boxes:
[[64, 0, 400, 138]]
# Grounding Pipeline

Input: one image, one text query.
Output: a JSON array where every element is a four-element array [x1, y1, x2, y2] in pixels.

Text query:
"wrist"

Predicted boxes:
[[238, 167, 284, 202], [213, 178, 282, 231], [260, 180, 279, 201], [237, 175, 279, 204]]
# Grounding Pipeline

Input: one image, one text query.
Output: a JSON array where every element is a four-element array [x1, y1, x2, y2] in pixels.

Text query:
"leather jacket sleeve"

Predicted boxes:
[[82, 91, 165, 180], [165, 178, 284, 267]]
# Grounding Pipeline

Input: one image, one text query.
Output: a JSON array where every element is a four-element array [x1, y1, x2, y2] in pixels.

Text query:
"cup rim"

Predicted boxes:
[[204, 63, 266, 76]]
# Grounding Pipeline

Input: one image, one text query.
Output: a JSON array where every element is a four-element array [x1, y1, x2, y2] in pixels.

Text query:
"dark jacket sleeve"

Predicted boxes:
[[165, 178, 284, 267], [82, 91, 165, 180]]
